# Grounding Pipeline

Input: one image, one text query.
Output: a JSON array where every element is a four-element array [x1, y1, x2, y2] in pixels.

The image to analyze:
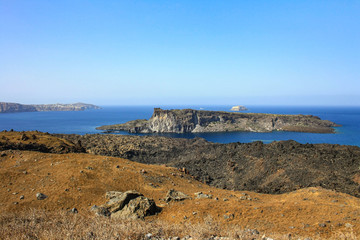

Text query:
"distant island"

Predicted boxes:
[[230, 105, 247, 111], [97, 108, 340, 134], [0, 102, 101, 113]]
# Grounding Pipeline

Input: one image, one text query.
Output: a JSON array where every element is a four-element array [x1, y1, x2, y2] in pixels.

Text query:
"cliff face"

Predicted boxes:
[[0, 102, 37, 113], [0, 102, 101, 113], [97, 108, 339, 133]]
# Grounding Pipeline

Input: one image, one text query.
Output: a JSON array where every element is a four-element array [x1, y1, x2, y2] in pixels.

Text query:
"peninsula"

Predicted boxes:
[[97, 108, 339, 133], [0, 102, 101, 113]]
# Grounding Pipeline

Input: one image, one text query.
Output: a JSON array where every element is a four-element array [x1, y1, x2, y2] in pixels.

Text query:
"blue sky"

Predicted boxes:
[[0, 0, 359, 106]]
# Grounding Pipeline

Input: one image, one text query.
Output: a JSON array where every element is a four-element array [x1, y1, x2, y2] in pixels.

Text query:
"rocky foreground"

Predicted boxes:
[[0, 102, 101, 113], [0, 131, 359, 239], [97, 108, 339, 133]]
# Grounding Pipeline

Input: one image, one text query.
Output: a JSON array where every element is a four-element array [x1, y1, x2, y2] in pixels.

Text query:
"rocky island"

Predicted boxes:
[[0, 102, 101, 113], [230, 105, 247, 111], [97, 108, 339, 133]]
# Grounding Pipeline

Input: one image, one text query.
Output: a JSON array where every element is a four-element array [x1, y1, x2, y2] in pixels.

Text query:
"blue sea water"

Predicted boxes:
[[0, 105, 360, 147]]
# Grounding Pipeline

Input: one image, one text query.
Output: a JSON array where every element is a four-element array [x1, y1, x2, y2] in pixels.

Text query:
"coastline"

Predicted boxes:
[[0, 105, 359, 146]]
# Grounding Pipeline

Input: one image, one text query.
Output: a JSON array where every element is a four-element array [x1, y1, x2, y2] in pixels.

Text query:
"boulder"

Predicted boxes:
[[92, 190, 160, 219], [164, 189, 190, 202], [103, 190, 143, 213], [111, 196, 158, 220], [105, 191, 125, 200]]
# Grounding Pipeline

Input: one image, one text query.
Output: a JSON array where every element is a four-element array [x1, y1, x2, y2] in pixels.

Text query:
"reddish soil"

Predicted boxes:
[[0, 131, 359, 239]]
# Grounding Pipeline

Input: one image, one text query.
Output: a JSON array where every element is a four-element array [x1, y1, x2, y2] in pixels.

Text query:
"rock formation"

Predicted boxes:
[[164, 189, 191, 202], [97, 108, 339, 133], [0, 102, 101, 113], [91, 190, 160, 219]]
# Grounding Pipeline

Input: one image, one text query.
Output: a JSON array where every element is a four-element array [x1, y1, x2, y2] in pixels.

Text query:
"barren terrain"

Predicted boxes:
[[0, 131, 359, 239]]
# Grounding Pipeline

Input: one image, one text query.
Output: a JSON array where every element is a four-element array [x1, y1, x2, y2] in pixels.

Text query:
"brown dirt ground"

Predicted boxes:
[[1, 149, 359, 239], [1, 131, 359, 239]]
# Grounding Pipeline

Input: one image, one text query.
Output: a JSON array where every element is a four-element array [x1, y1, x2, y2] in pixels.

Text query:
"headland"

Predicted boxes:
[[0, 102, 101, 113]]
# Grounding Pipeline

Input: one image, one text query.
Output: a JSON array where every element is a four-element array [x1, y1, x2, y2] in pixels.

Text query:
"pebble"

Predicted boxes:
[[345, 223, 354, 228], [223, 213, 234, 220], [36, 192, 48, 200], [249, 229, 259, 235], [19, 195, 24, 200], [70, 208, 78, 214]]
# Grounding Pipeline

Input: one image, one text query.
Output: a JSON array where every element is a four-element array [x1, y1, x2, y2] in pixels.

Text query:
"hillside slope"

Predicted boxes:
[[1, 131, 359, 238], [1, 149, 359, 239], [58, 133, 360, 198]]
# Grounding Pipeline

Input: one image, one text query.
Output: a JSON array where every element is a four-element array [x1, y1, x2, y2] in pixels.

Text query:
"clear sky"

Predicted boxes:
[[1, 0, 359, 106]]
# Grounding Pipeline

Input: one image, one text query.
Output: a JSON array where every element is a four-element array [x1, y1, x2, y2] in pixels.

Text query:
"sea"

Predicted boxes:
[[1, 105, 360, 147]]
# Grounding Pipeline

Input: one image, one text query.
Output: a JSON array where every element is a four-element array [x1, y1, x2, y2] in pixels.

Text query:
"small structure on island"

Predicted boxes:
[[230, 105, 247, 111]]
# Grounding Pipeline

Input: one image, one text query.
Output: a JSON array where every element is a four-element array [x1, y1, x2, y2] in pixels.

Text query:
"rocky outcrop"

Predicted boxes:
[[97, 108, 339, 134], [91, 190, 160, 219], [0, 102, 101, 113], [164, 189, 191, 202]]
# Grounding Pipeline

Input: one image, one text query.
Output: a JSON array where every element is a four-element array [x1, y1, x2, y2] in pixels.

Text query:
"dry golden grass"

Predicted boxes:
[[0, 209, 358, 240], [0, 209, 261, 240], [0, 209, 307, 240]]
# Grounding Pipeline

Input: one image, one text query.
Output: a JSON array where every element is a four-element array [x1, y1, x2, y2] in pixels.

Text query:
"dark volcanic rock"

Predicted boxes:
[[57, 133, 360, 198], [0, 131, 85, 154], [97, 108, 339, 134]]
